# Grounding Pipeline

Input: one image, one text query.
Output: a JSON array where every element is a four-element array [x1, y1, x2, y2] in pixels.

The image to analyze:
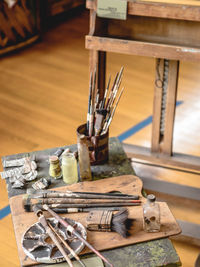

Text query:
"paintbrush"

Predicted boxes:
[[107, 69, 123, 112], [100, 68, 123, 134], [105, 72, 119, 111], [48, 222, 86, 267], [73, 191, 134, 197], [111, 208, 132, 237], [101, 76, 111, 109], [26, 189, 139, 200], [86, 208, 130, 238], [95, 87, 100, 111], [33, 205, 74, 267], [43, 203, 140, 208], [106, 67, 124, 115], [29, 189, 136, 196], [23, 200, 141, 212], [25, 196, 141, 205], [24, 204, 125, 213], [89, 67, 96, 136], [108, 77, 122, 113], [87, 72, 93, 132], [23, 193, 141, 204], [102, 87, 125, 134], [43, 205, 114, 267], [94, 109, 107, 135]]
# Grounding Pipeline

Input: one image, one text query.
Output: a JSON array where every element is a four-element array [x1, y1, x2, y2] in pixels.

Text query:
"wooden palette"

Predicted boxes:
[[9, 175, 181, 266]]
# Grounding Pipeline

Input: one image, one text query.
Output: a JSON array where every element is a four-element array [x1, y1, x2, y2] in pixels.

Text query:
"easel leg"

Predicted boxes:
[[89, 50, 106, 100]]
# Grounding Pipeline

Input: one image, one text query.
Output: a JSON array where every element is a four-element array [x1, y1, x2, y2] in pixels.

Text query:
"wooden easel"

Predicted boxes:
[[85, 0, 200, 173], [85, 0, 200, 245]]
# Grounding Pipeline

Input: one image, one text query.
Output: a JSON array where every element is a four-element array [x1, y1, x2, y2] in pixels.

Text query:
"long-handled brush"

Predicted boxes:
[[26, 189, 139, 200], [25, 196, 141, 205], [33, 205, 74, 267], [23, 195, 141, 212], [43, 205, 114, 267], [47, 222, 86, 267]]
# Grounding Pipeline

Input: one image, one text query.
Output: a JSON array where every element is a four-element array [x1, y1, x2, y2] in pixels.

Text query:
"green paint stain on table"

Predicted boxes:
[[102, 239, 181, 267]]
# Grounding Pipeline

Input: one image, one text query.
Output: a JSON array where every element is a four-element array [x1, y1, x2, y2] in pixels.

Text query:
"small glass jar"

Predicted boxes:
[[62, 153, 78, 184], [49, 156, 62, 179], [143, 194, 160, 232], [77, 134, 92, 181]]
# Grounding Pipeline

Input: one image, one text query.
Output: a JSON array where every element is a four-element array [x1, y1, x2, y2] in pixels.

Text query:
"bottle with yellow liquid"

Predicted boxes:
[[62, 153, 78, 184], [49, 156, 62, 179]]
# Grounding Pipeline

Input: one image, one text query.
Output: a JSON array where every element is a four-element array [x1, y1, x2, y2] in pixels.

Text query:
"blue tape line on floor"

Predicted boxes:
[[118, 100, 183, 142], [0, 205, 11, 220], [176, 100, 183, 106], [118, 116, 152, 142], [0, 101, 183, 220]]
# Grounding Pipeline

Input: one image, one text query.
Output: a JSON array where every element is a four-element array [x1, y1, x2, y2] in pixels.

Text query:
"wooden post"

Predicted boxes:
[[88, 10, 107, 100], [151, 59, 179, 156], [98, 51, 106, 100], [89, 49, 106, 99]]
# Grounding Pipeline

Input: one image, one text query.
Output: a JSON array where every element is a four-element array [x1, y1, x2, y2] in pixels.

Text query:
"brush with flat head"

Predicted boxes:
[[86, 208, 130, 238]]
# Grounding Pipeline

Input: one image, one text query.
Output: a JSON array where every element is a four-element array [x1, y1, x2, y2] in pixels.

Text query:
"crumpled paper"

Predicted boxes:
[[0, 157, 38, 189]]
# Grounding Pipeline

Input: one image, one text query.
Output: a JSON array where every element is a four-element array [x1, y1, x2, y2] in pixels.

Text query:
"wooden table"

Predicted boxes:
[[2, 138, 181, 267]]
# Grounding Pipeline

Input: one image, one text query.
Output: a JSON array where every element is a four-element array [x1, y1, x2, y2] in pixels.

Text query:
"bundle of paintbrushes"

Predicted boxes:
[[23, 189, 141, 213], [42, 205, 114, 267], [33, 205, 86, 267], [87, 66, 125, 136]]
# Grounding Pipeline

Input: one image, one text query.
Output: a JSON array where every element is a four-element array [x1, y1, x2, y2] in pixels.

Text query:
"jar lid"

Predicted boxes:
[[49, 155, 59, 163], [79, 134, 87, 142], [80, 134, 85, 139], [62, 152, 75, 158], [147, 194, 156, 202]]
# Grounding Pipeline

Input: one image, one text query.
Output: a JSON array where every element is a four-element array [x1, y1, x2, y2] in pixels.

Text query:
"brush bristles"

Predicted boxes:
[[23, 204, 32, 212], [111, 208, 129, 238], [23, 194, 32, 212]]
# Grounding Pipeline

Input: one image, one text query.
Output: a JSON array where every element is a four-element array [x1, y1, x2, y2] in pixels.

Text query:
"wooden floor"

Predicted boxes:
[[0, 9, 200, 267]]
